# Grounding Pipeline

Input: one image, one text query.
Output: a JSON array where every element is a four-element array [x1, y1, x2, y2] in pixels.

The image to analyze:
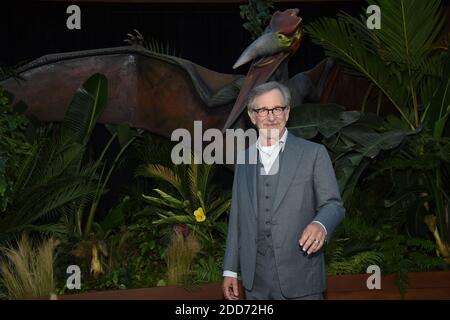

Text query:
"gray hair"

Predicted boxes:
[[246, 81, 291, 110]]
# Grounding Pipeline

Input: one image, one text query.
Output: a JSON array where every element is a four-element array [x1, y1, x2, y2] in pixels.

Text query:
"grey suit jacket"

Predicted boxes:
[[223, 132, 345, 298]]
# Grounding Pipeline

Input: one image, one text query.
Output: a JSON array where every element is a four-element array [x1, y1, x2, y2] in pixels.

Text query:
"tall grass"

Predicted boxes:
[[0, 234, 59, 299], [166, 230, 201, 286]]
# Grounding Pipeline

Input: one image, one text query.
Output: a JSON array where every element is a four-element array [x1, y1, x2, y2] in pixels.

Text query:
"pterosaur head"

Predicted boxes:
[[222, 8, 303, 131]]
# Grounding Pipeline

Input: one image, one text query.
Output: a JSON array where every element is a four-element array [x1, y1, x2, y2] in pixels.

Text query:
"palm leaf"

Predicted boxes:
[[306, 15, 412, 127], [0, 130, 99, 241], [142, 189, 186, 210], [209, 199, 231, 222], [423, 50, 450, 138], [367, 0, 443, 71], [152, 214, 195, 225], [61, 73, 108, 145], [137, 164, 187, 200], [195, 163, 215, 207], [306, 0, 446, 129]]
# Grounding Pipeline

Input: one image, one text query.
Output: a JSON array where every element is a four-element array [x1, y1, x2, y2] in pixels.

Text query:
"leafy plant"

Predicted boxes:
[[306, 0, 446, 130], [166, 230, 201, 286], [0, 127, 99, 242], [326, 239, 384, 275], [0, 234, 59, 299], [0, 74, 110, 243], [88, 226, 165, 290], [192, 250, 225, 284], [0, 88, 31, 212], [326, 206, 446, 290], [77, 124, 142, 239], [367, 132, 450, 258], [138, 152, 231, 246], [305, 0, 450, 262], [287, 104, 413, 204], [325, 167, 447, 293], [240, 0, 274, 40]]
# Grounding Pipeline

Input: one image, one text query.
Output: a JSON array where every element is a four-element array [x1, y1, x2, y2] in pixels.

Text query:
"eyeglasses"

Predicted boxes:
[[252, 106, 288, 117]]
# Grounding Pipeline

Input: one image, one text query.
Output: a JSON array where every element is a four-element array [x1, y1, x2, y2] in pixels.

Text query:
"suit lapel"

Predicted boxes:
[[272, 133, 304, 213]]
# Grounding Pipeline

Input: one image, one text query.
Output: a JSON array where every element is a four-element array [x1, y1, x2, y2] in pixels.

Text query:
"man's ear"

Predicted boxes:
[[285, 106, 290, 122]]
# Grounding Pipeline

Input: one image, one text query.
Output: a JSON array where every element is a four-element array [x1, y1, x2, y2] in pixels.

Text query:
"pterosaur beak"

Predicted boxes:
[[232, 32, 282, 69]]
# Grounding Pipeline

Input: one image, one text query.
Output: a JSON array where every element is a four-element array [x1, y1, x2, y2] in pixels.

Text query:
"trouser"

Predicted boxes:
[[244, 246, 323, 300]]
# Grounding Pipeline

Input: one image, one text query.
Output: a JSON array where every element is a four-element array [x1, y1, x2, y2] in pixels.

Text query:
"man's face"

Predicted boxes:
[[247, 88, 290, 141]]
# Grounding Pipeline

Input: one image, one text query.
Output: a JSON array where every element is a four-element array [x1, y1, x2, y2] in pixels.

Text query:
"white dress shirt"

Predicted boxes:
[[257, 128, 288, 175], [223, 129, 327, 279]]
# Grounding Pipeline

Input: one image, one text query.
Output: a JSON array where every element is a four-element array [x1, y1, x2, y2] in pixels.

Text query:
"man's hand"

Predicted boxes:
[[299, 222, 326, 254], [222, 276, 239, 300]]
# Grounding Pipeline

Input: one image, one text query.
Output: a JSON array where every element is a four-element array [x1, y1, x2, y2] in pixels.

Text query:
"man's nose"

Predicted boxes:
[[267, 111, 276, 121]]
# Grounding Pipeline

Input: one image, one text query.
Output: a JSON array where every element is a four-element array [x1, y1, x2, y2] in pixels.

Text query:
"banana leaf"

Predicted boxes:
[[287, 103, 360, 139], [341, 126, 412, 159], [424, 50, 450, 138], [61, 73, 108, 145]]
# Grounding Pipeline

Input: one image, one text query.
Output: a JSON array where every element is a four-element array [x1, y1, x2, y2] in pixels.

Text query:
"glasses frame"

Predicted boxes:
[[251, 105, 288, 118]]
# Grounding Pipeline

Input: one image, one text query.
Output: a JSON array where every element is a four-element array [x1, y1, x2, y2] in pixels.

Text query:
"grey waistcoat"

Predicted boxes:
[[256, 149, 284, 255]]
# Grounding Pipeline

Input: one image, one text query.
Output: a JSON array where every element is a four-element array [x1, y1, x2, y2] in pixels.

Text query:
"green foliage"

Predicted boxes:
[[93, 215, 167, 290], [425, 50, 450, 138], [327, 241, 384, 275], [240, 0, 274, 40], [306, 0, 446, 130], [326, 209, 446, 278], [305, 0, 450, 263], [55, 199, 167, 293], [0, 128, 100, 242], [138, 147, 231, 245], [0, 88, 31, 212], [0, 74, 112, 243], [326, 167, 447, 286], [192, 249, 225, 284], [61, 74, 108, 146], [367, 132, 450, 242], [287, 105, 413, 204], [81, 124, 143, 238]]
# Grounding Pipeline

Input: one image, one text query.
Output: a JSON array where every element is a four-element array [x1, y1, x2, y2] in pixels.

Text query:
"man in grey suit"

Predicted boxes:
[[222, 81, 345, 300]]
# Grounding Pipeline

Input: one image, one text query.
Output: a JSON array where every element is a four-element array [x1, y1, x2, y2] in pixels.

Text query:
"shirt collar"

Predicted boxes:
[[256, 128, 288, 153]]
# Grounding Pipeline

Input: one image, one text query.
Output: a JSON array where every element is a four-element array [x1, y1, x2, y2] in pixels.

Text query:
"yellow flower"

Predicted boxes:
[[194, 207, 206, 222]]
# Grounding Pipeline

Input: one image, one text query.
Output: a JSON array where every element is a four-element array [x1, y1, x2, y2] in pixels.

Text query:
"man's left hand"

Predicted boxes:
[[299, 223, 326, 255]]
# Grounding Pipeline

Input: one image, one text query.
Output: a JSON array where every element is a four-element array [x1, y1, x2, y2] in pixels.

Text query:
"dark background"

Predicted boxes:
[[1, 0, 367, 77]]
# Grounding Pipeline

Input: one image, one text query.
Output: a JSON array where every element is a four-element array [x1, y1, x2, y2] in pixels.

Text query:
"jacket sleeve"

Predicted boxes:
[[312, 145, 345, 242], [223, 164, 240, 274]]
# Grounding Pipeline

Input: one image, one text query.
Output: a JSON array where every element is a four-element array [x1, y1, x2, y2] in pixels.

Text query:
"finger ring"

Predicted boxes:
[[314, 239, 319, 243]]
